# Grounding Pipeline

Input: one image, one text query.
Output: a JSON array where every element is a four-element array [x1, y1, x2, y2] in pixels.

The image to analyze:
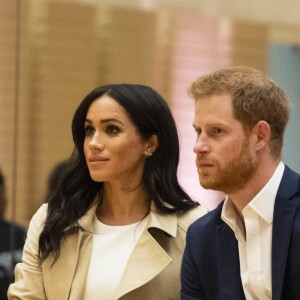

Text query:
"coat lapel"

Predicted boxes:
[[215, 222, 245, 300], [115, 208, 177, 299], [116, 229, 172, 299], [42, 230, 84, 300], [272, 166, 299, 300], [42, 202, 98, 300]]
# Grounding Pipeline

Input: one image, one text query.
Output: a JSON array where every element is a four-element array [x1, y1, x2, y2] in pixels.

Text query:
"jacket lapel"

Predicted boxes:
[[115, 208, 177, 299], [42, 230, 84, 300], [215, 222, 245, 300], [272, 166, 299, 300], [42, 202, 98, 300]]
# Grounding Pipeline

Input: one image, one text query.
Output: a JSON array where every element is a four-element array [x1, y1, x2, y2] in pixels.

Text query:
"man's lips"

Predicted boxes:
[[196, 162, 214, 168]]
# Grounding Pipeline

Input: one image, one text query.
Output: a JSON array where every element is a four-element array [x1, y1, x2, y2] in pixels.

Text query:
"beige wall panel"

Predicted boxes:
[[100, 8, 158, 86], [271, 24, 300, 45], [18, 1, 99, 224], [0, 0, 17, 219], [231, 21, 268, 71], [0, 0, 32, 224]]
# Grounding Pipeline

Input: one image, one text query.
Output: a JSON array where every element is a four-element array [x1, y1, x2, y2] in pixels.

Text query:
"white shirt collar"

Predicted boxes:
[[246, 161, 285, 224], [222, 161, 285, 229]]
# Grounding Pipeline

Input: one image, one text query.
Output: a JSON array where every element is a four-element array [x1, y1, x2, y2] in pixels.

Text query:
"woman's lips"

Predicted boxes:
[[89, 157, 109, 166]]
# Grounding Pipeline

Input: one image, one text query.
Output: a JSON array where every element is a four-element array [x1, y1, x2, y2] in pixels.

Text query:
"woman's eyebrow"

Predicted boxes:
[[85, 117, 125, 125]]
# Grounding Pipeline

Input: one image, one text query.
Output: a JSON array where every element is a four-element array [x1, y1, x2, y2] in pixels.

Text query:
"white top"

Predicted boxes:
[[222, 162, 285, 300], [83, 216, 148, 300]]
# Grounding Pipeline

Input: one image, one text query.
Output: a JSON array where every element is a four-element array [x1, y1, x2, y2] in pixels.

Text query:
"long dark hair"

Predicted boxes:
[[39, 84, 198, 263]]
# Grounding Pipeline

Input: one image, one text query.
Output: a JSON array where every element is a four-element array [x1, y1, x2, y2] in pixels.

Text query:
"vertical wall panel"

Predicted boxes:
[[8, 1, 99, 224], [0, 0, 18, 220], [99, 8, 158, 86], [231, 21, 268, 70], [168, 13, 230, 209]]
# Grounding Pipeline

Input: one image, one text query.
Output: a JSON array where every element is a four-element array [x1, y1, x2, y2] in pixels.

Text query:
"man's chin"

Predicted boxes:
[[199, 179, 217, 190]]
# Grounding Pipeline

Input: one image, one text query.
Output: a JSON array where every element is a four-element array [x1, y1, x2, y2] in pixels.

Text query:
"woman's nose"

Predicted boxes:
[[89, 133, 104, 151]]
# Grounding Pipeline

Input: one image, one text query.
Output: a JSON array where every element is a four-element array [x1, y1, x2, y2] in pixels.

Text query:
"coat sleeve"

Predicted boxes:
[[7, 204, 48, 300], [181, 225, 206, 300]]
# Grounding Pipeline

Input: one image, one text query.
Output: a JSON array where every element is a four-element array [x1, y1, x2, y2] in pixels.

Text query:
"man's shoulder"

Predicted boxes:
[[177, 205, 208, 232], [279, 165, 300, 198], [188, 202, 224, 233], [282, 164, 300, 182]]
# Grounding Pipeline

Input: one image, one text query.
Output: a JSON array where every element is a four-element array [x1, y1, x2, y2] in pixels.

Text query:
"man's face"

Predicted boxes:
[[193, 94, 258, 194]]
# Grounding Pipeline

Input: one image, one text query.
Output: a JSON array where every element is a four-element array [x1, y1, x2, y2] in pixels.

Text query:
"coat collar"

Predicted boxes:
[[48, 201, 178, 299], [115, 203, 177, 298], [77, 200, 178, 237], [147, 202, 177, 237]]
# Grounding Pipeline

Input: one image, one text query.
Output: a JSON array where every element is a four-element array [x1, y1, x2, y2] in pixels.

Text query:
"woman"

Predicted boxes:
[[8, 84, 207, 300]]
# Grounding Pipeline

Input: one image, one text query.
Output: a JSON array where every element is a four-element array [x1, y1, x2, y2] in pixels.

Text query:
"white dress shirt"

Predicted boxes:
[[222, 162, 285, 300]]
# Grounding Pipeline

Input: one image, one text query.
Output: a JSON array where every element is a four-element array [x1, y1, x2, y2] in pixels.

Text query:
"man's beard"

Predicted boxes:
[[198, 138, 258, 194]]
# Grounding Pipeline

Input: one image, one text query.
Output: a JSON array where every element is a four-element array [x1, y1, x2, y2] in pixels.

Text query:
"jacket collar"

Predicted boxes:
[[272, 165, 299, 300], [116, 204, 177, 299], [77, 199, 98, 231], [54, 200, 177, 299], [147, 202, 177, 237], [78, 201, 177, 299], [215, 166, 300, 300]]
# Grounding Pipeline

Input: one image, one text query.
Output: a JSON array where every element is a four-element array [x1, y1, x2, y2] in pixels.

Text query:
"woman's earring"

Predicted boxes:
[[144, 150, 153, 157]]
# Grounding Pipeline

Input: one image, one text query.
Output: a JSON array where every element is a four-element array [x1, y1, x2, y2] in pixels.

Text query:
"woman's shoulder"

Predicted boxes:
[[27, 204, 48, 233], [31, 203, 48, 222], [177, 204, 208, 232]]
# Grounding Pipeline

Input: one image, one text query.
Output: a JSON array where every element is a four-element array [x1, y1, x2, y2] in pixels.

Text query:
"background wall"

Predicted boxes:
[[269, 43, 300, 172], [1, 0, 300, 226]]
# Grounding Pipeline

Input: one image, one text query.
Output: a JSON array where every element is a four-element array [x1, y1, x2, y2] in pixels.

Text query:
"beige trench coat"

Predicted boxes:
[[8, 202, 207, 300]]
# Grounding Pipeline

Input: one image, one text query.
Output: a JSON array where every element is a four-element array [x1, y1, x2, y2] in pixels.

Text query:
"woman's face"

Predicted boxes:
[[83, 95, 149, 187]]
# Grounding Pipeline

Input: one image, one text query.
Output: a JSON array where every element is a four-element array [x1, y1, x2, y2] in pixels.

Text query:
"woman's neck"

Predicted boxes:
[[96, 183, 150, 226]]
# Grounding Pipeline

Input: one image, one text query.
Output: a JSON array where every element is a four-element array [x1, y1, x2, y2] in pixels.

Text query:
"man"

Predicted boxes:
[[0, 168, 26, 299], [181, 66, 300, 299]]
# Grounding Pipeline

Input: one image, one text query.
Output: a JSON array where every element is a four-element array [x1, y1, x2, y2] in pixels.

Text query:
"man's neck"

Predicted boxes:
[[228, 160, 280, 216]]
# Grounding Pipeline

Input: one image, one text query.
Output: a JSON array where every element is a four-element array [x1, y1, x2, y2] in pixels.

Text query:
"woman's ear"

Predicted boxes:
[[144, 135, 159, 157], [253, 120, 271, 151]]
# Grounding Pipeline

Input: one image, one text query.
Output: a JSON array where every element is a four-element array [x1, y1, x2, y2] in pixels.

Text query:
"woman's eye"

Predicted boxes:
[[84, 125, 94, 136], [106, 125, 120, 135]]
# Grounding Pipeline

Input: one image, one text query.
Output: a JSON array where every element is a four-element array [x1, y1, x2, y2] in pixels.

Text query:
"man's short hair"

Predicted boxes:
[[189, 66, 290, 159]]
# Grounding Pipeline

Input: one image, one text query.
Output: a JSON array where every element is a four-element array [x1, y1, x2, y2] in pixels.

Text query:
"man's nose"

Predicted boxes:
[[193, 133, 210, 154]]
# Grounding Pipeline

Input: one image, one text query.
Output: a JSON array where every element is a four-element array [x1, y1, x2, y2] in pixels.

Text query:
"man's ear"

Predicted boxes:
[[252, 120, 271, 151]]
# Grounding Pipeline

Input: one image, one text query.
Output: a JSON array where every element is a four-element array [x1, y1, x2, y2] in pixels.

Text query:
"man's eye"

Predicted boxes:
[[84, 125, 94, 136], [194, 128, 201, 136], [212, 128, 222, 135]]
